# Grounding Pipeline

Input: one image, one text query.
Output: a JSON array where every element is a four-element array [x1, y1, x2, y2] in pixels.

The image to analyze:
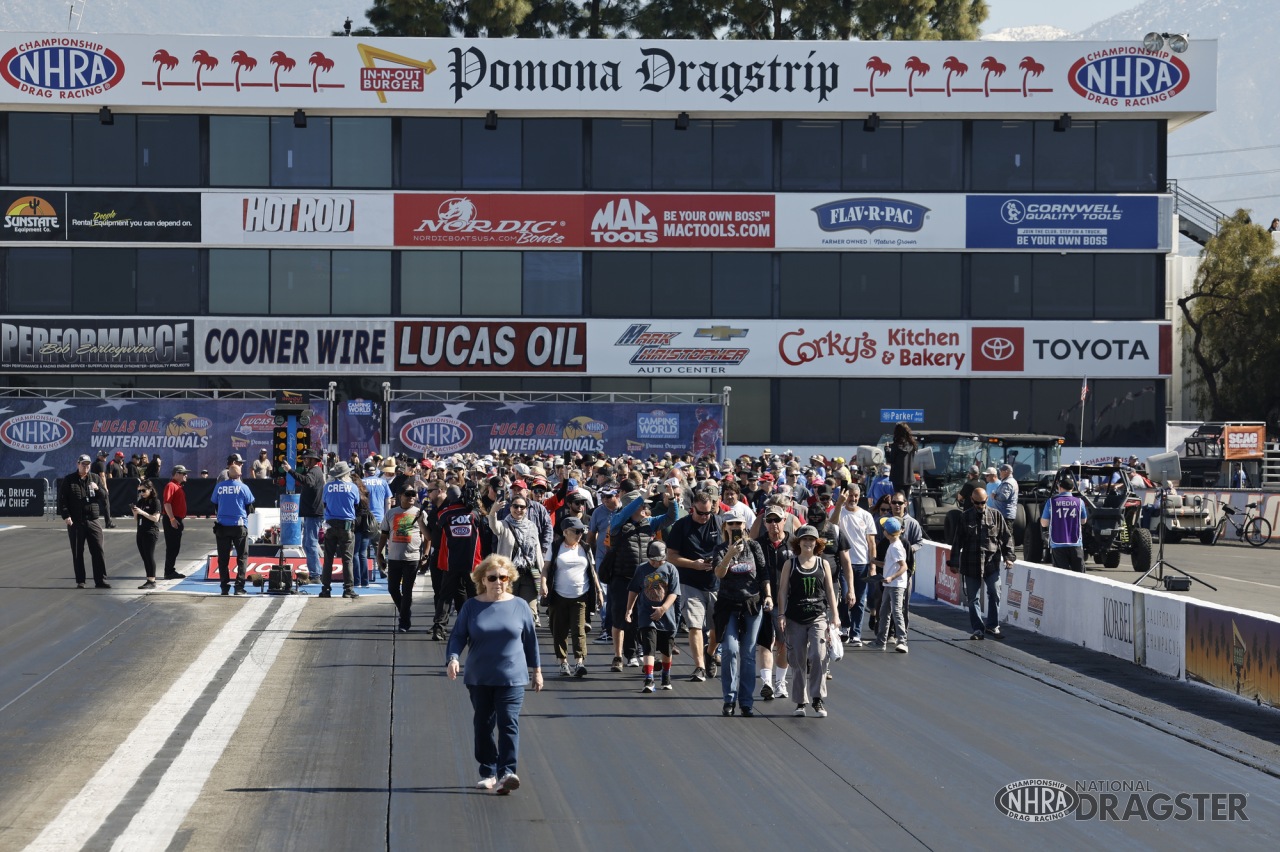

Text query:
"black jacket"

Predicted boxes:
[[946, 506, 1014, 577], [58, 472, 101, 523], [296, 464, 326, 517]]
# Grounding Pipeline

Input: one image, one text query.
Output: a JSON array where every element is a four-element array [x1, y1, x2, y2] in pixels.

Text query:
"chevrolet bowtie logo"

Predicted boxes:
[[695, 325, 748, 341]]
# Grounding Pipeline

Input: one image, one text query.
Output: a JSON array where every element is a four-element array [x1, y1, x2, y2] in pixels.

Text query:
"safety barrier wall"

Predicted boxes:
[[916, 541, 1280, 710]]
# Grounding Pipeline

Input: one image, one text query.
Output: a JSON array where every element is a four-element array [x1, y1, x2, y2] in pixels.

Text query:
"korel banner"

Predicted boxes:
[[1, 318, 195, 372], [966, 195, 1172, 251], [388, 401, 723, 459], [0, 35, 1216, 115], [0, 398, 328, 479], [1, 191, 200, 243]]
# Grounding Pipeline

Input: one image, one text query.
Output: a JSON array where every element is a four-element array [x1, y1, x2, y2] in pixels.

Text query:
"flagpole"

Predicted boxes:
[[1078, 377, 1088, 484]]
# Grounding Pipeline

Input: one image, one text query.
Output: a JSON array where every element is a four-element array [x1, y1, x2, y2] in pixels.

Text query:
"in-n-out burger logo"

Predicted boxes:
[[590, 199, 658, 244], [401, 416, 473, 455], [1033, 338, 1150, 361], [1069, 48, 1189, 107], [412, 197, 565, 245], [4, 195, 59, 234], [243, 196, 354, 233], [396, 322, 585, 372], [446, 45, 837, 104], [811, 198, 928, 233], [1, 39, 126, 99], [0, 413, 74, 453]]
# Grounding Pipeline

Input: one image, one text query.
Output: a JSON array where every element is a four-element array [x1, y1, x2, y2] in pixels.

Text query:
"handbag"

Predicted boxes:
[[826, 621, 845, 662]]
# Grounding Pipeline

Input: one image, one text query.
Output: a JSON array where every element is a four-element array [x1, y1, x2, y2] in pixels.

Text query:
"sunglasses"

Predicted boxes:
[[510, 503, 527, 509], [486, 574, 510, 582], [819, 497, 832, 503], [765, 518, 782, 524], [891, 501, 906, 506], [972, 499, 987, 505], [878, 508, 891, 514], [692, 508, 712, 517]]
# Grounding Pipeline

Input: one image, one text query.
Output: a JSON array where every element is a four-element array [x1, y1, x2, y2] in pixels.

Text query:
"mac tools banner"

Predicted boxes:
[[388, 401, 723, 458]]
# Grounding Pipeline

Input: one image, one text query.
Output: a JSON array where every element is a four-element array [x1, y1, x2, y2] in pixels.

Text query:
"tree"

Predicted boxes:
[[1178, 210, 1280, 422]]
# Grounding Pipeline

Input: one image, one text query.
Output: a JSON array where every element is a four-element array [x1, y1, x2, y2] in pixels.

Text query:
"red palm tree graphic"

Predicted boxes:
[[152, 49, 178, 91], [943, 56, 968, 97], [270, 51, 296, 93], [1019, 56, 1045, 97], [231, 50, 258, 92], [981, 56, 1006, 98], [309, 51, 335, 93], [866, 57, 891, 98], [905, 56, 930, 97], [192, 50, 218, 92]]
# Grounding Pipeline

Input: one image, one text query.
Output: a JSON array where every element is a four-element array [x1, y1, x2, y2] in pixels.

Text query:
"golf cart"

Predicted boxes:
[[1146, 491, 1215, 544], [1030, 464, 1152, 572]]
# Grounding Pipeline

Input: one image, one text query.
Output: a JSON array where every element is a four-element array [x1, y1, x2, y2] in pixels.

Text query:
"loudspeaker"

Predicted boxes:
[[857, 445, 884, 467], [1146, 451, 1182, 486], [1163, 576, 1192, 592], [912, 446, 936, 472]]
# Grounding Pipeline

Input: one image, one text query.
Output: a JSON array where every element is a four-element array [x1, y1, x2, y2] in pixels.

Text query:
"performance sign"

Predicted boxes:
[[388, 401, 723, 459], [0, 318, 194, 372], [965, 195, 1169, 251]]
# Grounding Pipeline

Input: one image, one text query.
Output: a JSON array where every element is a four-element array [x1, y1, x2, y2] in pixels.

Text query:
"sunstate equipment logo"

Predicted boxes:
[[811, 198, 928, 233], [971, 327, 1024, 372], [1, 39, 126, 98], [4, 196, 59, 234], [1068, 48, 1190, 107]]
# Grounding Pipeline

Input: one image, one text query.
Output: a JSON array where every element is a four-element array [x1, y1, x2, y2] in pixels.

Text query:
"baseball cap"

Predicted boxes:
[[400, 484, 418, 495], [969, 465, 980, 475], [880, 464, 891, 474], [512, 479, 528, 489], [764, 506, 785, 520], [793, 524, 819, 540], [97, 450, 107, 457], [564, 478, 580, 492], [227, 453, 244, 464], [259, 448, 268, 454], [720, 512, 745, 525], [984, 467, 998, 476], [759, 472, 774, 482], [171, 464, 189, 474], [882, 516, 903, 535], [561, 517, 586, 532], [647, 540, 667, 559], [114, 451, 124, 459], [300, 448, 322, 461], [77, 454, 92, 464]]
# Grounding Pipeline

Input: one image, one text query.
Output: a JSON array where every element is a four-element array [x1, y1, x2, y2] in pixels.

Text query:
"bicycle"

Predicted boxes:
[[1210, 500, 1271, 547]]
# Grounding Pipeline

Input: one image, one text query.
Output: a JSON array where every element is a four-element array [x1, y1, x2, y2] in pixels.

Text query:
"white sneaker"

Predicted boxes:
[[775, 680, 790, 700], [896, 642, 909, 654], [476, 777, 496, 790], [825, 663, 833, 681], [496, 772, 520, 795], [626, 657, 641, 667], [793, 704, 806, 717], [849, 637, 864, 648], [559, 659, 572, 676]]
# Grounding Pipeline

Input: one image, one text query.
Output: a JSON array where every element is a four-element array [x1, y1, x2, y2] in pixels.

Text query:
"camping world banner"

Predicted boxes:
[[387, 400, 724, 459]]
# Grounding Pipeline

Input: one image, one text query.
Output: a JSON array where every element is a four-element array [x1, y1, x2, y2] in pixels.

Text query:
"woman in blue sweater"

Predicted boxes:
[[446, 554, 543, 795]]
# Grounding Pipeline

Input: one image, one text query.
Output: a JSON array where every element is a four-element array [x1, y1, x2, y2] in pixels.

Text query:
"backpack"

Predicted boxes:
[[355, 500, 376, 535]]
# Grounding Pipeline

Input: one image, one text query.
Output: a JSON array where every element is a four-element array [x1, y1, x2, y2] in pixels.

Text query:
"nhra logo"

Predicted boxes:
[[590, 199, 658, 244], [971, 327, 1024, 372], [1069, 50, 1189, 105], [166, 413, 212, 437], [400, 416, 472, 455], [811, 198, 928, 233], [996, 779, 1079, 823], [562, 416, 607, 440], [0, 413, 74, 452], [4, 196, 59, 234], [1, 40, 126, 98]]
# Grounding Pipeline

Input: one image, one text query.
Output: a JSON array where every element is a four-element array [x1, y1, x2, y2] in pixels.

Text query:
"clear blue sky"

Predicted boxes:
[[983, 0, 1134, 34]]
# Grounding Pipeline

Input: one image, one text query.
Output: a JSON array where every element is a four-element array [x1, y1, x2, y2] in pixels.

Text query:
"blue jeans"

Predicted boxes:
[[719, 607, 763, 709], [963, 564, 1002, 633], [302, 516, 323, 578], [468, 684, 525, 779], [352, 531, 373, 585], [847, 563, 870, 639]]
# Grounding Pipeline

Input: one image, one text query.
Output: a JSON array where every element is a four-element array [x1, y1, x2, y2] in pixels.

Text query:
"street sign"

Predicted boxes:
[[881, 409, 924, 424]]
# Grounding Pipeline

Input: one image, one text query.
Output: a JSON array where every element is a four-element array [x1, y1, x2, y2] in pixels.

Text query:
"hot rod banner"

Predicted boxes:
[[387, 400, 723, 459], [0, 398, 328, 478]]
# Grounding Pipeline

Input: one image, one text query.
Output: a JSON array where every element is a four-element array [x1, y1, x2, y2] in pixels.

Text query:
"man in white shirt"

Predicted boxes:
[[834, 484, 878, 645], [724, 481, 757, 528]]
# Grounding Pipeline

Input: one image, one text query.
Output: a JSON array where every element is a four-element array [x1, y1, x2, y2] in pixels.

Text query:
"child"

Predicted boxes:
[[626, 540, 681, 693], [875, 517, 909, 654]]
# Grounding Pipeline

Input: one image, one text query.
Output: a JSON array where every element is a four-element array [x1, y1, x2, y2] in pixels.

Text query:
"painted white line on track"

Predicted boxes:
[[22, 599, 282, 852], [1191, 571, 1280, 591], [107, 595, 306, 851]]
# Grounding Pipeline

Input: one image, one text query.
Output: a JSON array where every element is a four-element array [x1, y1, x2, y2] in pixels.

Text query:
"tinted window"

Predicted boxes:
[[6, 248, 72, 312], [72, 248, 134, 313], [137, 115, 200, 187], [782, 120, 840, 191], [843, 119, 902, 191], [903, 121, 961, 190], [1091, 379, 1160, 445], [523, 252, 583, 316], [8, 113, 72, 184], [1034, 120, 1095, 191], [1095, 255, 1159, 319], [780, 379, 840, 444], [1029, 379, 1083, 443], [590, 253, 650, 316], [714, 121, 772, 190], [332, 251, 391, 314], [523, 119, 582, 189], [968, 379, 1031, 435], [902, 379, 963, 435], [333, 118, 391, 188], [74, 113, 136, 186], [1096, 120, 1159, 192], [209, 249, 269, 313], [841, 379, 899, 444], [402, 118, 461, 189], [461, 252, 521, 315], [653, 119, 712, 190], [1032, 254, 1093, 318], [401, 251, 460, 315], [210, 116, 269, 186], [970, 120, 1033, 191], [653, 252, 710, 317], [713, 253, 771, 317], [902, 253, 961, 317], [463, 117, 520, 189], [780, 254, 839, 317], [841, 253, 900, 318], [971, 254, 1031, 318], [271, 250, 330, 314], [727, 377, 771, 444], [271, 116, 331, 187], [593, 120, 651, 190], [137, 248, 199, 314]]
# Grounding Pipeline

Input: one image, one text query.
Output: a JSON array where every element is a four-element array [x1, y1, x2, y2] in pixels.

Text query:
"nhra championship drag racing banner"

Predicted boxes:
[[388, 401, 723, 459], [1, 318, 195, 372], [0, 398, 328, 479]]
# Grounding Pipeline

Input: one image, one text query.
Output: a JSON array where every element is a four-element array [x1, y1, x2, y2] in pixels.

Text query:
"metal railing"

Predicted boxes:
[[1167, 179, 1227, 244]]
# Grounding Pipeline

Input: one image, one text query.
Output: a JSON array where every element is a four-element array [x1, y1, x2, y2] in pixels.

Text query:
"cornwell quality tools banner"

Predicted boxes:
[[0, 397, 328, 478], [0, 35, 1217, 115], [387, 401, 724, 458]]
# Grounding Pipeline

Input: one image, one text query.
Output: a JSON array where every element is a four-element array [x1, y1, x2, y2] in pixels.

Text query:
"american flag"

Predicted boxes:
[[1080, 378, 1089, 403]]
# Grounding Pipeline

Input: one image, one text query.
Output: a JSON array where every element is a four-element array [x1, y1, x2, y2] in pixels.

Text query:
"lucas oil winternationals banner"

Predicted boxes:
[[387, 400, 723, 459], [0, 397, 328, 478]]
